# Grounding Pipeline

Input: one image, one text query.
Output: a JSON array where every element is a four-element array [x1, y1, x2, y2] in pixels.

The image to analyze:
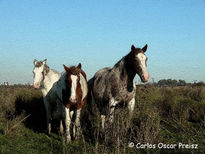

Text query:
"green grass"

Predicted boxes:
[[0, 85, 204, 153]]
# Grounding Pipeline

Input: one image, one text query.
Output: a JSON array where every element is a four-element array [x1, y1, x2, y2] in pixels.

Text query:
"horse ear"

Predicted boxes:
[[43, 59, 47, 65], [63, 64, 69, 72], [34, 59, 38, 65], [131, 45, 135, 51], [142, 44, 148, 53], [77, 63, 82, 69]]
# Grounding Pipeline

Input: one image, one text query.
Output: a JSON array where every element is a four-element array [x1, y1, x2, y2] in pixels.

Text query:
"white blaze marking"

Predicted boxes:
[[33, 66, 44, 87], [70, 75, 78, 100], [136, 53, 149, 81], [136, 53, 147, 72]]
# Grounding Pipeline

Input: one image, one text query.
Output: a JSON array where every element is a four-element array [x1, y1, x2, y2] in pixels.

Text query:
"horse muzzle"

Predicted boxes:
[[140, 73, 149, 83], [33, 83, 40, 89], [69, 97, 78, 103]]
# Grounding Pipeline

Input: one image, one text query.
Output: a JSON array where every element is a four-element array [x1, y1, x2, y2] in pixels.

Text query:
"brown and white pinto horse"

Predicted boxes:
[[60, 63, 88, 142]]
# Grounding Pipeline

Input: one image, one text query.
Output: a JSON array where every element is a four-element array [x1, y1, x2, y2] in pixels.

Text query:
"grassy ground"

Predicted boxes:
[[0, 85, 204, 153]]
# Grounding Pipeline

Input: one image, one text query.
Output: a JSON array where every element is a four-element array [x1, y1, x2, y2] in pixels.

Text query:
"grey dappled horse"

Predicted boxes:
[[88, 44, 149, 128]]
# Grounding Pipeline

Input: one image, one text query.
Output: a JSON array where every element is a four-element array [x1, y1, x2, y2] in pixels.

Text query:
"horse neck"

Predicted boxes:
[[42, 69, 60, 90], [113, 55, 136, 85]]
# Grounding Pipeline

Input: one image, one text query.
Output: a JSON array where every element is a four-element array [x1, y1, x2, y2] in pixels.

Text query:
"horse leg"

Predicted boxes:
[[65, 107, 71, 143], [69, 110, 75, 139], [105, 98, 118, 129], [101, 115, 106, 129], [108, 106, 115, 124], [57, 100, 64, 135], [59, 120, 63, 135], [128, 97, 135, 118], [44, 98, 52, 135], [74, 108, 81, 140]]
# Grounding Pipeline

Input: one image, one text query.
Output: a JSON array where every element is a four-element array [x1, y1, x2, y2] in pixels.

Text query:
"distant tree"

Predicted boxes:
[[194, 81, 205, 86], [178, 80, 186, 86], [158, 79, 167, 86], [157, 79, 187, 86], [157, 79, 175, 86]]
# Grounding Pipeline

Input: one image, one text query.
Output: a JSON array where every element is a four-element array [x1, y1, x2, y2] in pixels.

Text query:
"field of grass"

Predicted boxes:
[[0, 85, 204, 153]]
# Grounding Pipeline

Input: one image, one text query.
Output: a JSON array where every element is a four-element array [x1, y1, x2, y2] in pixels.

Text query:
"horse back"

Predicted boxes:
[[91, 67, 113, 102]]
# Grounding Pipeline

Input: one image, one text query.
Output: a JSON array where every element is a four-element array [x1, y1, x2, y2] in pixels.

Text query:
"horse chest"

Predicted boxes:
[[119, 88, 135, 102], [41, 88, 48, 96], [114, 83, 135, 103]]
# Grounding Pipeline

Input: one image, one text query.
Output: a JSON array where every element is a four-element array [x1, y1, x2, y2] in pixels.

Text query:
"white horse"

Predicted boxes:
[[33, 59, 63, 135]]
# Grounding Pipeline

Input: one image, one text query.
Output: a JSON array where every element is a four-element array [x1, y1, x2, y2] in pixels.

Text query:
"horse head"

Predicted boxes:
[[63, 63, 83, 104], [130, 44, 149, 82], [32, 59, 48, 89]]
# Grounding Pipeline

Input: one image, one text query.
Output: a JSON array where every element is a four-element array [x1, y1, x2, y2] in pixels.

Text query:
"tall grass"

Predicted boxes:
[[0, 85, 204, 153]]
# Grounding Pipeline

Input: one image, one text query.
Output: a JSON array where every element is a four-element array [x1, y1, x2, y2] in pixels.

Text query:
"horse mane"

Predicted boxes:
[[69, 66, 81, 75], [35, 61, 44, 67], [35, 61, 50, 74], [113, 56, 125, 69], [44, 65, 50, 74], [80, 70, 87, 80], [50, 68, 59, 75], [114, 47, 144, 69], [112, 49, 139, 78]]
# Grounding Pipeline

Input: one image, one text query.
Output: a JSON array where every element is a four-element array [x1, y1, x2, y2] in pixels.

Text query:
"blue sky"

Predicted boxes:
[[0, 0, 205, 84]]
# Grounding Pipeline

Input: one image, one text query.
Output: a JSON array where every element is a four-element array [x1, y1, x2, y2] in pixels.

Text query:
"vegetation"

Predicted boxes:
[[157, 79, 186, 86], [156, 79, 205, 87], [0, 84, 204, 153]]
